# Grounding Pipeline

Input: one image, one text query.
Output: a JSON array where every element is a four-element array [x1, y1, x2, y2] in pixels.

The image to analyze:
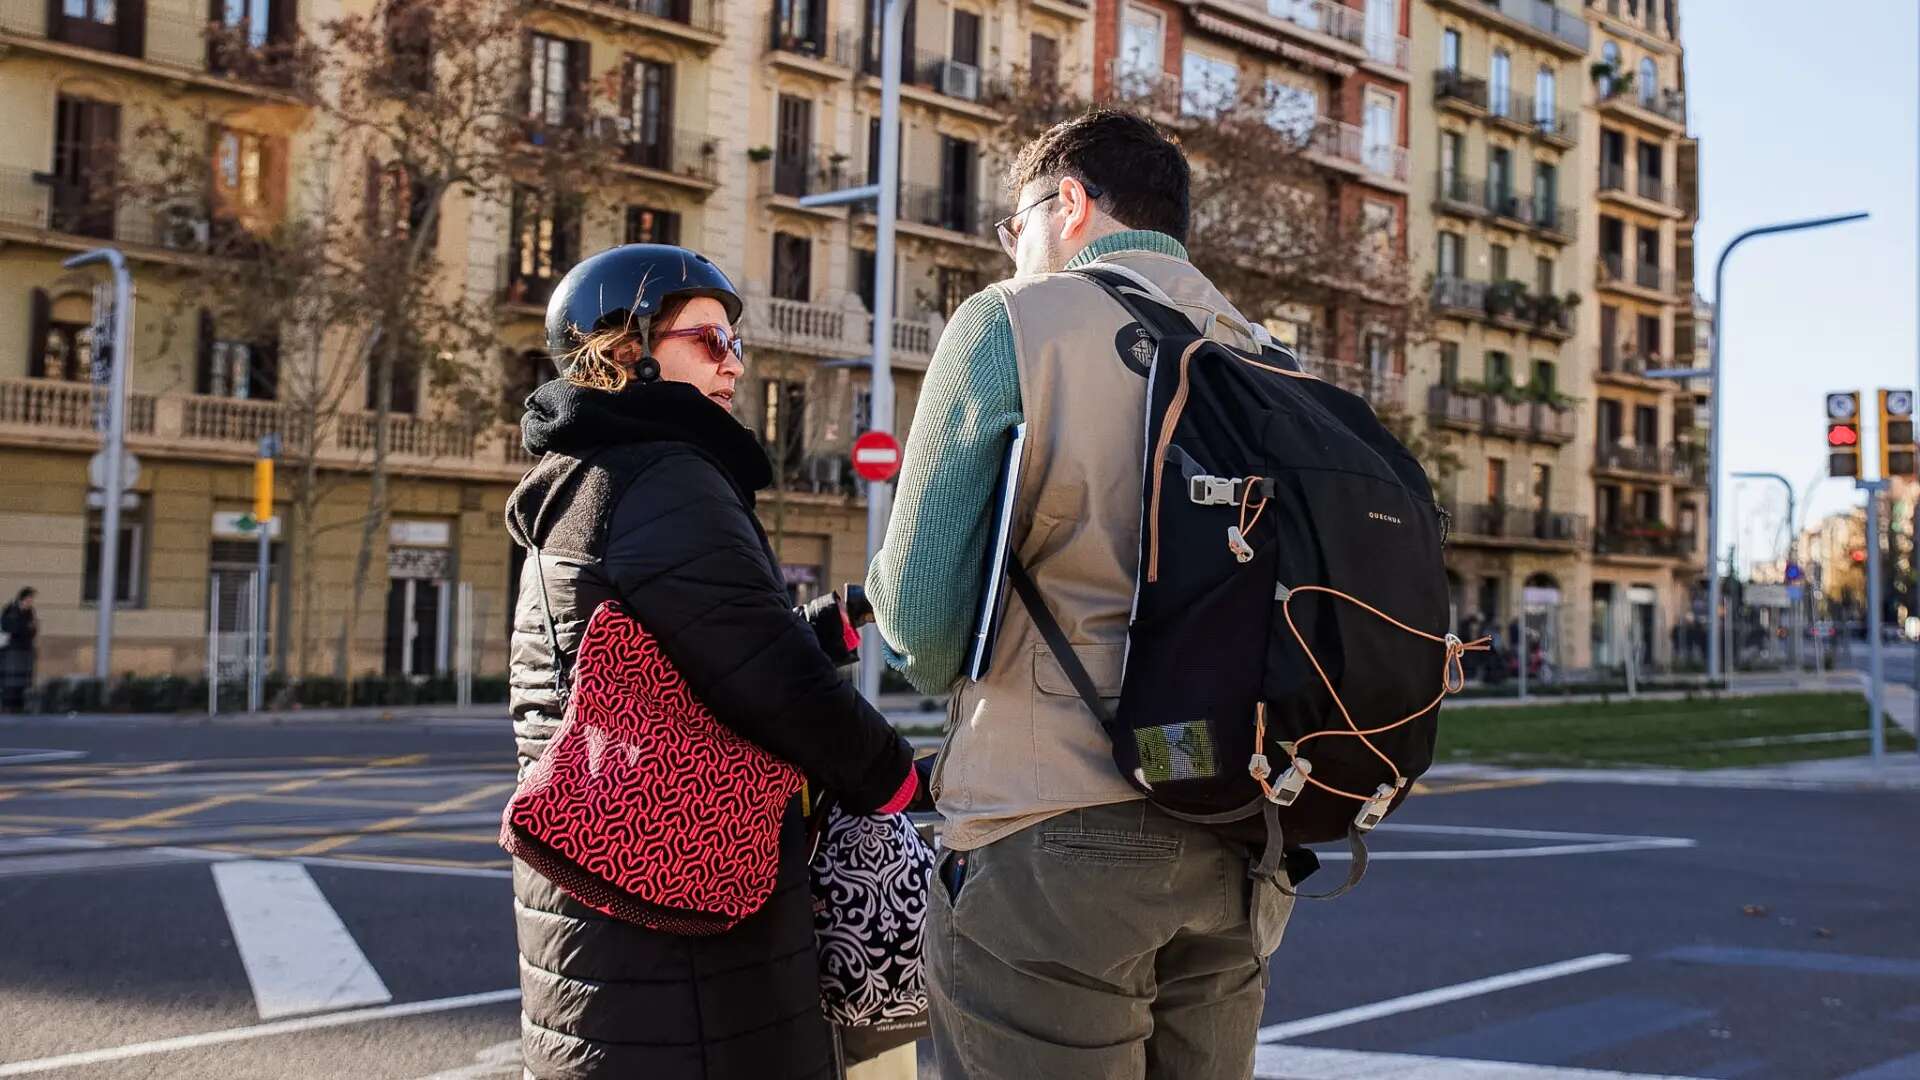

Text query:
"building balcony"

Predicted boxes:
[[765, 144, 856, 202], [606, 126, 722, 191], [1431, 275, 1577, 340], [0, 377, 528, 481], [1598, 84, 1688, 131], [1596, 441, 1708, 486], [1430, 0, 1588, 55], [1483, 188, 1576, 243], [1434, 69, 1488, 113], [1598, 254, 1678, 299], [744, 291, 943, 369], [1448, 502, 1589, 551], [0, 0, 305, 97], [1295, 354, 1404, 407], [1428, 385, 1576, 444], [1486, 90, 1578, 148], [859, 45, 1001, 116], [537, 0, 725, 49], [1434, 172, 1487, 218], [1594, 522, 1699, 561], [1597, 163, 1683, 217], [1594, 349, 1680, 389], [0, 168, 268, 265], [1306, 119, 1409, 187], [894, 183, 1003, 251], [1209, 0, 1371, 59], [769, 22, 855, 73]]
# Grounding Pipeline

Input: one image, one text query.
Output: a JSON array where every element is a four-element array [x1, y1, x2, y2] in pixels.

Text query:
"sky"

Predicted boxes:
[[1684, 0, 1918, 575]]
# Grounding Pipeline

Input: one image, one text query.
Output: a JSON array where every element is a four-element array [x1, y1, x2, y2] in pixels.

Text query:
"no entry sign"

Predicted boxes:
[[851, 430, 901, 482]]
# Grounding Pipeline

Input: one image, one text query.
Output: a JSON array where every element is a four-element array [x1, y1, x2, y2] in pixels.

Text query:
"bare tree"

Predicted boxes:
[[125, 0, 630, 689]]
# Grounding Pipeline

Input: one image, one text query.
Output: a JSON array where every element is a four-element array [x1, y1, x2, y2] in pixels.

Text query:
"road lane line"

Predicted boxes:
[[1257, 953, 1632, 1044], [286, 779, 513, 856], [212, 861, 393, 1019], [0, 990, 520, 1076], [1312, 823, 1697, 862], [1254, 1045, 1703, 1079]]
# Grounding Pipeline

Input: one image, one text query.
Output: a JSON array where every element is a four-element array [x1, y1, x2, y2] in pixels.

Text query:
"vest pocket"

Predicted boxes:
[[1032, 642, 1133, 801]]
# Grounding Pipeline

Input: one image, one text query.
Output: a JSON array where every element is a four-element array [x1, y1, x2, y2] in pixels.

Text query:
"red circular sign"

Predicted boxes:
[[851, 430, 902, 482]]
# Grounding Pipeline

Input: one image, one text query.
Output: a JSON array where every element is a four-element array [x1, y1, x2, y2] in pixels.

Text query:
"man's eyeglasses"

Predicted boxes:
[[653, 323, 745, 365], [994, 182, 1105, 259]]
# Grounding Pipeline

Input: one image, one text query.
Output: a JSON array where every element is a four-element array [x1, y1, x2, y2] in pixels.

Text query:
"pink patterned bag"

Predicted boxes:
[[501, 593, 803, 934]]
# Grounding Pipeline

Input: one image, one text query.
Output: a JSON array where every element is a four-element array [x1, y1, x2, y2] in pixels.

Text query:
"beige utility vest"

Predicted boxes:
[[932, 248, 1265, 851]]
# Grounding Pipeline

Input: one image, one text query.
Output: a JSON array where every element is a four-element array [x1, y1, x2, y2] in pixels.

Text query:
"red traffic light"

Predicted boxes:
[[1828, 423, 1860, 447], [1851, 549, 1867, 563]]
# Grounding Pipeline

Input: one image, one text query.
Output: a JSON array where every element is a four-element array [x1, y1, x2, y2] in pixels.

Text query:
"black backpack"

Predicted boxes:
[[1008, 267, 1475, 897]]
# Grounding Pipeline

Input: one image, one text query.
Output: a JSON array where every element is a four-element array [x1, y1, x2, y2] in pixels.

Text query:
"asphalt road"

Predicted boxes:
[[1, 714, 1916, 1079]]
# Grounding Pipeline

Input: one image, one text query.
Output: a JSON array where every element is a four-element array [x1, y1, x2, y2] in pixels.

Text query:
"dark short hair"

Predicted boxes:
[[1008, 108, 1189, 242]]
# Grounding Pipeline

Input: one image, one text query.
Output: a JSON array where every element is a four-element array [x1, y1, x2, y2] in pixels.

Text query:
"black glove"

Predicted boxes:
[[907, 753, 939, 814]]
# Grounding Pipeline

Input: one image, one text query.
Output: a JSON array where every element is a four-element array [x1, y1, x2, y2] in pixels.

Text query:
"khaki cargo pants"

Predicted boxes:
[[927, 801, 1295, 1080]]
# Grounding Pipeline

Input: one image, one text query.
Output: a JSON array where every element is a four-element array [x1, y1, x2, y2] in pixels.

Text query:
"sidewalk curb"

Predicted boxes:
[[1424, 760, 1920, 794]]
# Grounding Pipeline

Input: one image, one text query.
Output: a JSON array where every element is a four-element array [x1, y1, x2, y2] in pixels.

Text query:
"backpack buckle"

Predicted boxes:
[[1266, 757, 1311, 806], [1354, 782, 1399, 832], [1189, 475, 1239, 506]]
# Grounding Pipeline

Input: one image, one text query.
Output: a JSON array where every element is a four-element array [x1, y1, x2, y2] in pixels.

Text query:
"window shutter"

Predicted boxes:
[[566, 39, 590, 126], [620, 54, 635, 125], [196, 309, 215, 394], [120, 0, 147, 57], [658, 62, 676, 150], [252, 338, 279, 401], [269, 0, 299, 46], [28, 289, 51, 379]]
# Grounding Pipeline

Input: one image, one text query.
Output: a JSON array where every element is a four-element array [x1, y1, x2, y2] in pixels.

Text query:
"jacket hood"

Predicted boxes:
[[508, 378, 773, 549]]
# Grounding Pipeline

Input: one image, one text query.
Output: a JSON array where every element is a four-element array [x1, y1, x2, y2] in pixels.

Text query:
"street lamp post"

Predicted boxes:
[[1705, 212, 1870, 680], [62, 248, 132, 681], [1732, 471, 1797, 667]]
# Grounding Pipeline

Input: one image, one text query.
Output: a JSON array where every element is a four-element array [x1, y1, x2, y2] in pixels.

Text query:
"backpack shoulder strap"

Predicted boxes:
[[1069, 265, 1198, 345], [1006, 554, 1119, 737]]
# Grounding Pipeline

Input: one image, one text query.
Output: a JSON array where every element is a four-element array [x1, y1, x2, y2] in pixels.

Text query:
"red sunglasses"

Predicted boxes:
[[653, 323, 745, 364]]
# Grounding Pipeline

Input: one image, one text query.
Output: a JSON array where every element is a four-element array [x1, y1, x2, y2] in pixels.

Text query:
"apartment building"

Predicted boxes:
[[1580, 0, 1706, 671], [0, 0, 1093, 683], [1408, 0, 1591, 666], [1095, 0, 1414, 406]]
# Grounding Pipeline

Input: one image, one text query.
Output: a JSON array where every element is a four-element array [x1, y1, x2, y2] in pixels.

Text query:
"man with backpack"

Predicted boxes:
[[866, 110, 1305, 1079]]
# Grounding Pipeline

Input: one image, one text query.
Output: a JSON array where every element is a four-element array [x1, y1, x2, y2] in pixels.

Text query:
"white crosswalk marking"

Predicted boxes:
[[1255, 1045, 1703, 1079], [212, 860, 393, 1019]]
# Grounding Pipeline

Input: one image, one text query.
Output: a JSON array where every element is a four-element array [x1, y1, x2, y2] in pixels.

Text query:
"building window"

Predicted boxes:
[[1534, 66, 1557, 131], [936, 266, 980, 319], [1532, 359, 1556, 395], [774, 94, 816, 197], [1029, 33, 1058, 91], [52, 96, 120, 239], [1600, 40, 1620, 95], [1488, 146, 1512, 210], [1362, 89, 1397, 176], [1437, 231, 1463, 277], [759, 378, 807, 474], [772, 232, 812, 301], [1439, 342, 1459, 386], [1180, 51, 1238, 119], [507, 187, 581, 305], [624, 57, 675, 170], [1264, 79, 1317, 140], [196, 313, 278, 400], [1486, 350, 1511, 386], [1534, 160, 1558, 223], [1439, 130, 1463, 192], [1634, 404, 1659, 447], [84, 502, 147, 608], [853, 249, 877, 311], [1486, 457, 1507, 506], [218, 0, 278, 49], [1117, 4, 1165, 96], [1599, 399, 1622, 443], [366, 342, 420, 414], [772, 0, 828, 53], [1535, 254, 1555, 296], [1489, 49, 1511, 118], [214, 129, 269, 212], [527, 33, 581, 127], [625, 205, 681, 245], [1637, 56, 1657, 105], [506, 350, 548, 409], [1440, 27, 1460, 72], [386, 0, 434, 92], [938, 135, 978, 232], [29, 289, 92, 382], [1490, 243, 1509, 283], [951, 9, 981, 67], [1531, 463, 1551, 514], [1363, 0, 1396, 67], [1637, 313, 1662, 363]]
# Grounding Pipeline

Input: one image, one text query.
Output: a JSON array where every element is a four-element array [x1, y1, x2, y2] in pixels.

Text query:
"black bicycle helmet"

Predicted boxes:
[[544, 244, 744, 380]]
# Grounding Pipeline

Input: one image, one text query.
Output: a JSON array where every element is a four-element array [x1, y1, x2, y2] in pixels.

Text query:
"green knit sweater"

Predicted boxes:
[[866, 229, 1188, 692]]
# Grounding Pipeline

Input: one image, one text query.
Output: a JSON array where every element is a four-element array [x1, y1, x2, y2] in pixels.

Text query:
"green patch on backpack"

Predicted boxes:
[[1135, 720, 1218, 784]]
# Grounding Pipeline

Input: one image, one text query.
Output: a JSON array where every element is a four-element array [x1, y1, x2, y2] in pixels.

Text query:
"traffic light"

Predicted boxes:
[[1828, 391, 1861, 478], [1881, 389, 1915, 479]]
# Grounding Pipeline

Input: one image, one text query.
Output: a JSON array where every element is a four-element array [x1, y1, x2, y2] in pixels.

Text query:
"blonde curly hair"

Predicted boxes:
[[559, 294, 693, 393]]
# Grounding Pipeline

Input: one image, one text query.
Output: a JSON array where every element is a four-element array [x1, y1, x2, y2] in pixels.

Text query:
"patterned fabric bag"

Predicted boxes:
[[808, 799, 936, 1061], [500, 550, 802, 934]]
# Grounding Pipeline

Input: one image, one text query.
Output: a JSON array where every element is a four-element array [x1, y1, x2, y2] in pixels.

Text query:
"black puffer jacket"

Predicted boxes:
[[505, 379, 915, 1080]]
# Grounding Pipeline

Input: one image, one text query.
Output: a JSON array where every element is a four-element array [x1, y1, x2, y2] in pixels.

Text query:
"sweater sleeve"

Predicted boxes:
[[602, 452, 913, 813], [864, 289, 1024, 693]]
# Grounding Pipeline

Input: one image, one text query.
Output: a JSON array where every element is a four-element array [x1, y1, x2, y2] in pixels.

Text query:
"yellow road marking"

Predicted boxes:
[[1413, 777, 1551, 797], [91, 754, 431, 833], [417, 781, 515, 815], [285, 778, 511, 856]]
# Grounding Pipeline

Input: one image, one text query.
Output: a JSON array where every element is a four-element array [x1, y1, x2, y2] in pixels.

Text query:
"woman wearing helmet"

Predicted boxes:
[[505, 244, 918, 1079]]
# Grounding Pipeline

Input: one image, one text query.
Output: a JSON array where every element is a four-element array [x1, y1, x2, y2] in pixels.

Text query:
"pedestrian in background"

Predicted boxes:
[[1, 587, 37, 712], [504, 244, 918, 1080]]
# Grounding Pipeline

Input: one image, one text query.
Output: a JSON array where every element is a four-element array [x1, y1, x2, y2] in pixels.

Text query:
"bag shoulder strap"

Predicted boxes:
[[1006, 555, 1118, 737], [529, 544, 572, 703]]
